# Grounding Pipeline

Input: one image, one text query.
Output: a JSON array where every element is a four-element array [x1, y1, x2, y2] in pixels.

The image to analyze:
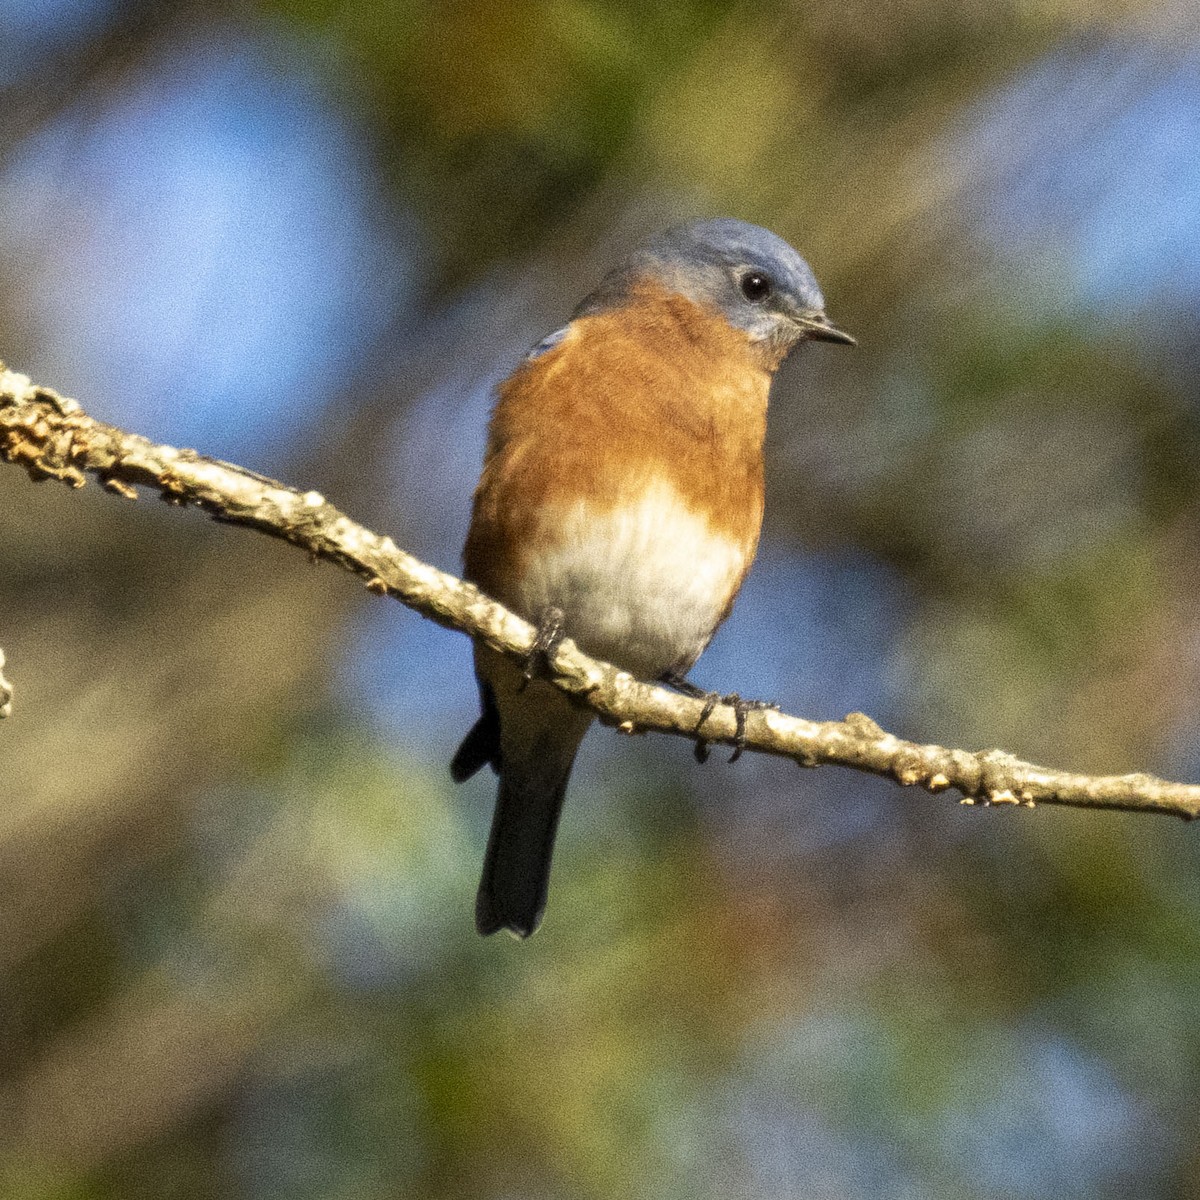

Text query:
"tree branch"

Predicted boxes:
[[0, 646, 11, 719], [3, 361, 1198, 820]]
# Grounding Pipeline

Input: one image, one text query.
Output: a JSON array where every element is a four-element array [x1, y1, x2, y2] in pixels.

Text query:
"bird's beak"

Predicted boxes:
[[796, 313, 856, 346]]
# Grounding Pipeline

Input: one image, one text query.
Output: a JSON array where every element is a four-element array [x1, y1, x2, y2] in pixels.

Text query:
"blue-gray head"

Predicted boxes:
[[578, 217, 854, 359]]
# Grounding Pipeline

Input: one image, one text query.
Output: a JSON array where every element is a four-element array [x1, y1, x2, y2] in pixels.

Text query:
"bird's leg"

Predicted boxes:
[[658, 671, 779, 764], [658, 670, 711, 701], [520, 606, 567, 689]]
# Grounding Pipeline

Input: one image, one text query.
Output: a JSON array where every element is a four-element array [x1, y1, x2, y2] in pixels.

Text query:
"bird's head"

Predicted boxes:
[[579, 217, 854, 367]]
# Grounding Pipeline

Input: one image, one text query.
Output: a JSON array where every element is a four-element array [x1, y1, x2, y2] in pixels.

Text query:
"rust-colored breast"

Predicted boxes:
[[464, 279, 770, 613]]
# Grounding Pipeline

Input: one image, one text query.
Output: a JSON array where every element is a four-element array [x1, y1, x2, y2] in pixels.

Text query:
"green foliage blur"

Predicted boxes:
[[2, 1, 1200, 1196]]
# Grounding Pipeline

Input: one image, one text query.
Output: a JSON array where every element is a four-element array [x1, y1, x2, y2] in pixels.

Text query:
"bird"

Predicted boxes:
[[451, 217, 854, 938]]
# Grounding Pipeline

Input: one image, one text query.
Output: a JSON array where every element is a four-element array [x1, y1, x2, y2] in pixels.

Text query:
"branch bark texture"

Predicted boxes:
[[3, 362, 1199, 820], [0, 646, 11, 719]]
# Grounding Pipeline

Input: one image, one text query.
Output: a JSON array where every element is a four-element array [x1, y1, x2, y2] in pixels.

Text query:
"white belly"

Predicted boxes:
[[517, 479, 750, 679]]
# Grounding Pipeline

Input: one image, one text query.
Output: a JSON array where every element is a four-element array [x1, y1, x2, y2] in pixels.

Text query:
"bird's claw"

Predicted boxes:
[[658, 672, 777, 764], [723, 693, 778, 763], [520, 607, 566, 689]]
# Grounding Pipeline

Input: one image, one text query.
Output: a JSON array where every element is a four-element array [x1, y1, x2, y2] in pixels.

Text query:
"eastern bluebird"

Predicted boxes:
[[452, 218, 854, 938]]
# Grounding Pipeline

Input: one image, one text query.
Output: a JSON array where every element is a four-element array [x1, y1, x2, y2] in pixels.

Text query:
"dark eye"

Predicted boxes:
[[740, 271, 772, 303]]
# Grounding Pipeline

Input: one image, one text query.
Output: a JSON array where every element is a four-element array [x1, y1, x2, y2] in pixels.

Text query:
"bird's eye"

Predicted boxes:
[[740, 271, 772, 303]]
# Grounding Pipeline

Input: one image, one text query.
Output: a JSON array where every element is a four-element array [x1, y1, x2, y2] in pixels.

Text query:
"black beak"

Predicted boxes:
[[796, 313, 856, 346]]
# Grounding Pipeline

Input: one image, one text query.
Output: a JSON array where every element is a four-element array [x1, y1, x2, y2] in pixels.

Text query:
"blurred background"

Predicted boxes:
[[2, 0, 1200, 1196]]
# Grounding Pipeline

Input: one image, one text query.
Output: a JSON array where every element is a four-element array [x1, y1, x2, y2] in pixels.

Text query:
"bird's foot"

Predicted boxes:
[[520, 607, 567, 689], [658, 672, 778, 764]]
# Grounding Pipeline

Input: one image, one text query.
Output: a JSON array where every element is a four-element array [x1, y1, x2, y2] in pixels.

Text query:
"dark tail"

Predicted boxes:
[[455, 666, 592, 939], [476, 753, 578, 939], [450, 682, 501, 783]]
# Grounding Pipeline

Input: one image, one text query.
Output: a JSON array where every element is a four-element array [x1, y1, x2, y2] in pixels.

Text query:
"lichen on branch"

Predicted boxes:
[[0, 646, 12, 719], [3, 361, 1199, 819]]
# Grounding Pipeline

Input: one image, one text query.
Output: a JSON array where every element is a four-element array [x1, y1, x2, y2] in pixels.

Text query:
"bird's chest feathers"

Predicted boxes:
[[469, 289, 771, 675], [519, 481, 751, 677]]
